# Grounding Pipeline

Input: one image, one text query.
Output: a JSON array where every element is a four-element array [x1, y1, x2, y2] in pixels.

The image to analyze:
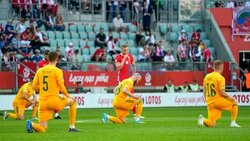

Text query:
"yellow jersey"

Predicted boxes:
[[32, 64, 70, 101], [203, 71, 225, 104], [13, 82, 35, 105], [114, 78, 134, 100]]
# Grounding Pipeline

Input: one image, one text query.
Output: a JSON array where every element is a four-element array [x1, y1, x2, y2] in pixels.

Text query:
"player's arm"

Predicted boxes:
[[131, 56, 136, 74], [22, 86, 34, 104], [219, 78, 237, 104], [115, 55, 128, 71], [57, 70, 71, 98], [113, 85, 119, 94], [122, 87, 140, 99], [32, 71, 40, 91]]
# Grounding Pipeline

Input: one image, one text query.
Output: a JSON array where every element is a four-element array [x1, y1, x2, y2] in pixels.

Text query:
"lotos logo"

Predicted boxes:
[[145, 72, 152, 86], [142, 95, 161, 105]]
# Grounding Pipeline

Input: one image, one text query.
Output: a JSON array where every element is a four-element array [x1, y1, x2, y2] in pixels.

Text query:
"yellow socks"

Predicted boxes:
[[32, 105, 38, 118], [108, 116, 123, 123], [231, 105, 238, 121], [69, 102, 76, 127], [135, 100, 143, 117], [7, 113, 17, 119], [32, 122, 46, 133]]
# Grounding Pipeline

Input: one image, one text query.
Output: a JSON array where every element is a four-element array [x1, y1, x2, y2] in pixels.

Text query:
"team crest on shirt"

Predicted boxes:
[[126, 61, 129, 64]]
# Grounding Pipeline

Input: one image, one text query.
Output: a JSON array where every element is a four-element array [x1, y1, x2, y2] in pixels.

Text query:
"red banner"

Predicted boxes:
[[63, 71, 204, 87], [17, 62, 37, 87], [0, 72, 15, 89]]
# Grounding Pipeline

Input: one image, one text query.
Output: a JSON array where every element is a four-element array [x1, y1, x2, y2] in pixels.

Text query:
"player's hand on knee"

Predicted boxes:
[[59, 94, 66, 99]]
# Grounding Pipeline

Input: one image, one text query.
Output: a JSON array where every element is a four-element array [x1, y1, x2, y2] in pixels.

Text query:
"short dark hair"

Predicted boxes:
[[44, 50, 50, 55], [48, 51, 58, 62], [197, 29, 201, 32], [74, 49, 79, 54], [30, 76, 34, 81]]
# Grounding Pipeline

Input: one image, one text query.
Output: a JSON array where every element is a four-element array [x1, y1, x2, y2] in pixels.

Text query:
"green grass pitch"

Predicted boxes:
[[0, 107, 250, 141]]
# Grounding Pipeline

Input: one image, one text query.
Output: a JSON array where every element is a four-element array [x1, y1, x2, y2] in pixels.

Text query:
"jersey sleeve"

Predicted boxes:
[[124, 80, 133, 91], [219, 77, 226, 91], [32, 70, 40, 91], [115, 55, 122, 63], [130, 54, 134, 63], [23, 83, 28, 93], [56, 69, 70, 98]]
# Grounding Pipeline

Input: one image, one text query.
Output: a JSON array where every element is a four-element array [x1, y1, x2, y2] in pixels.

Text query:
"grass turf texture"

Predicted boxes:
[[0, 107, 250, 141]]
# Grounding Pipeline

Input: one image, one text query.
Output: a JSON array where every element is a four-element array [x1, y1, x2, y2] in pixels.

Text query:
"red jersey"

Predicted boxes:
[[38, 59, 49, 68], [203, 48, 211, 62], [91, 49, 105, 60], [115, 53, 134, 82], [191, 32, 200, 41]]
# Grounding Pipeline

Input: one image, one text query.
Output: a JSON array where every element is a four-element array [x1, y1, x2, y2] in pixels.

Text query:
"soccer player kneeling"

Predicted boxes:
[[3, 77, 38, 120], [198, 60, 241, 128], [26, 51, 80, 133], [102, 73, 144, 124]]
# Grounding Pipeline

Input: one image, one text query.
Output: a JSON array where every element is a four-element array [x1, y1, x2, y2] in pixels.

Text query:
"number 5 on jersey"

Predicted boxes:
[[43, 76, 48, 91]]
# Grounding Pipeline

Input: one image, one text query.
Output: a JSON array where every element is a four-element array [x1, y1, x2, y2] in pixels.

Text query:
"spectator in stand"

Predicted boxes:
[[133, 0, 141, 20], [189, 80, 200, 92], [214, 1, 223, 7], [55, 14, 65, 31], [177, 39, 188, 62], [95, 28, 107, 48], [1, 52, 13, 71], [138, 44, 151, 62], [145, 31, 156, 44], [1, 45, 10, 55], [30, 36, 50, 52], [22, 50, 33, 62], [142, 1, 153, 32], [164, 80, 176, 93], [56, 47, 67, 69], [0, 23, 4, 33], [225, 1, 235, 8], [119, 1, 126, 21], [35, 26, 48, 43], [9, 51, 18, 62], [45, 13, 55, 31], [70, 49, 81, 70], [16, 19, 26, 34], [202, 46, 211, 63], [164, 50, 175, 70], [189, 42, 201, 62], [20, 27, 33, 51], [152, 41, 165, 61], [178, 30, 188, 42], [113, 14, 124, 32], [75, 81, 85, 94], [136, 30, 145, 46], [245, 1, 250, 7], [32, 0, 41, 19], [32, 49, 43, 63], [4, 19, 15, 36], [91, 46, 106, 62], [178, 82, 191, 92], [107, 36, 120, 58], [191, 29, 201, 46], [111, 0, 119, 18], [66, 42, 74, 60]]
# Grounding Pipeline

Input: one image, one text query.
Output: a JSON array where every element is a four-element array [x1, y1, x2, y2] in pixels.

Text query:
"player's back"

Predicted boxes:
[[203, 71, 225, 104], [35, 65, 62, 100], [114, 78, 134, 99]]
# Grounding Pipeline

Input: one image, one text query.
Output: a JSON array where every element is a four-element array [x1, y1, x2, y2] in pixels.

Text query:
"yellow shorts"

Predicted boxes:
[[12, 102, 27, 116], [38, 96, 68, 122], [207, 98, 234, 122], [113, 97, 138, 119]]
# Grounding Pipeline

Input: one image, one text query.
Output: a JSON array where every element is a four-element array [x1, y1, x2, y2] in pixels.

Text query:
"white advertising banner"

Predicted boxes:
[[0, 93, 249, 110]]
